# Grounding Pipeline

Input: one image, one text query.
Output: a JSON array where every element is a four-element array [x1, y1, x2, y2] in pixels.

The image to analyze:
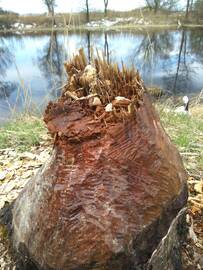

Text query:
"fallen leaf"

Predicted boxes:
[[0, 171, 6, 181], [19, 152, 37, 160], [194, 181, 203, 194], [21, 170, 33, 179]]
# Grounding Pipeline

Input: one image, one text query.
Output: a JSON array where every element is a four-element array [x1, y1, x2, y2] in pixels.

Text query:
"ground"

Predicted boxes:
[[157, 101, 203, 269], [0, 100, 202, 269]]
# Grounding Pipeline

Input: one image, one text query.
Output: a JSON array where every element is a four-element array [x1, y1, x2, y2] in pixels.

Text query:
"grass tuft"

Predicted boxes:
[[0, 116, 47, 152], [157, 105, 203, 171], [0, 104, 202, 171]]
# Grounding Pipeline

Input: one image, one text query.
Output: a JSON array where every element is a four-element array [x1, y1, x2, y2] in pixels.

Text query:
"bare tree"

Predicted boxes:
[[185, 0, 190, 18], [85, 0, 90, 23], [145, 0, 178, 13], [104, 0, 109, 16], [190, 0, 194, 10], [194, 0, 203, 19], [43, 0, 56, 24]]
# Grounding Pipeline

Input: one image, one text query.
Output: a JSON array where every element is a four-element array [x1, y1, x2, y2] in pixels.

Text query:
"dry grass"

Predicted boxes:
[[157, 102, 203, 176], [0, 9, 200, 30], [0, 116, 46, 151]]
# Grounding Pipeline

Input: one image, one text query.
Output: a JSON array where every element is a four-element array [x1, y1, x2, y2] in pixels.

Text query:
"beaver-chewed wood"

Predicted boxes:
[[11, 49, 188, 270]]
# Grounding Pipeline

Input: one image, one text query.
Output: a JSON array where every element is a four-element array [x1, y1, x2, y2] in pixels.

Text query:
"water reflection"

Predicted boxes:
[[135, 31, 173, 72], [0, 29, 203, 123], [0, 82, 16, 98], [0, 40, 13, 76], [0, 36, 16, 99], [190, 29, 203, 62], [172, 30, 189, 93], [104, 32, 110, 64], [86, 31, 91, 63], [37, 32, 67, 97], [85, 32, 110, 64], [164, 30, 197, 94]]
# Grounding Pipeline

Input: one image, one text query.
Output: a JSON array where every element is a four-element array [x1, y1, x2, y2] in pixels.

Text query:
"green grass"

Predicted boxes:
[[0, 106, 202, 170], [0, 116, 47, 151], [159, 110, 203, 147], [158, 107, 203, 170]]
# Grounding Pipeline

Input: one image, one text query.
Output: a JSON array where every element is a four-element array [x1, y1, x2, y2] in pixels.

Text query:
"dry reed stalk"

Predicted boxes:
[[63, 49, 145, 122]]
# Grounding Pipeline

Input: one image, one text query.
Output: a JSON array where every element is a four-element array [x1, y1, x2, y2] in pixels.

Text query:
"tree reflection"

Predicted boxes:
[[79, 31, 110, 64], [87, 31, 91, 63], [133, 29, 197, 94], [104, 32, 110, 64], [0, 37, 14, 76], [165, 30, 194, 94], [0, 82, 16, 98], [0, 37, 16, 99], [172, 31, 186, 93], [37, 31, 66, 97], [135, 31, 173, 72], [190, 29, 203, 62]]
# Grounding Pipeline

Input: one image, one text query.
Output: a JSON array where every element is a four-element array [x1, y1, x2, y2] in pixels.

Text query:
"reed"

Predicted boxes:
[[62, 49, 145, 122]]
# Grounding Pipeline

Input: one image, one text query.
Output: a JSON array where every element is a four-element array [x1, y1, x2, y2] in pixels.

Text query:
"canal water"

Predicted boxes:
[[0, 29, 203, 123]]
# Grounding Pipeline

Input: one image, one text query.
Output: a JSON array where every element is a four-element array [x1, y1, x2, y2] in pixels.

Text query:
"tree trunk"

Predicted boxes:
[[154, 2, 159, 13], [51, 10, 56, 26], [104, 0, 108, 16], [146, 0, 152, 11], [47, 4, 56, 26], [86, 0, 90, 23], [10, 50, 188, 270], [186, 0, 190, 19], [104, 6, 107, 16], [190, 0, 193, 11]]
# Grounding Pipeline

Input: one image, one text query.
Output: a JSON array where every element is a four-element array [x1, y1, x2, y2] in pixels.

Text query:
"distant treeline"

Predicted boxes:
[[0, 0, 203, 30], [0, 7, 18, 16]]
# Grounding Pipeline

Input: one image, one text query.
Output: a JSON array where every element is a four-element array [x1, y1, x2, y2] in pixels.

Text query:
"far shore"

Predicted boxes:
[[1, 9, 203, 35], [1, 23, 203, 35]]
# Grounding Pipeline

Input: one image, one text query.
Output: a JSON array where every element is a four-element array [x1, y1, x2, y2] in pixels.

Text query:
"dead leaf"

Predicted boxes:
[[0, 171, 6, 181], [194, 181, 203, 194], [19, 152, 37, 160]]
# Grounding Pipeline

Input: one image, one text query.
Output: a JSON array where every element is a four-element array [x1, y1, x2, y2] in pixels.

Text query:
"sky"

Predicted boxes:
[[0, 0, 152, 14]]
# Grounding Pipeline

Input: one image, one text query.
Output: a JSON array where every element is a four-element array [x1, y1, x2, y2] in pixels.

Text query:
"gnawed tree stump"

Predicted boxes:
[[11, 50, 188, 270]]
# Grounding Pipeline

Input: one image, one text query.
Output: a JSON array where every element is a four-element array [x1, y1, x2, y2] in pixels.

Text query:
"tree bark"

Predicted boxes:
[[10, 50, 188, 270], [51, 9, 56, 26], [104, 0, 108, 16], [86, 0, 90, 23], [154, 0, 159, 13], [186, 0, 190, 19]]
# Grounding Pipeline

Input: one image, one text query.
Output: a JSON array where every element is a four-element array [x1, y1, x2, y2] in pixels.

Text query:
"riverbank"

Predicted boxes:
[[1, 9, 203, 34], [2, 23, 203, 35], [0, 101, 202, 268], [0, 102, 202, 184], [0, 103, 202, 169]]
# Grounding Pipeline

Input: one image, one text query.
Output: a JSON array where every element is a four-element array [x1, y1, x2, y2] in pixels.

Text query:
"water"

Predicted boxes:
[[0, 29, 203, 124]]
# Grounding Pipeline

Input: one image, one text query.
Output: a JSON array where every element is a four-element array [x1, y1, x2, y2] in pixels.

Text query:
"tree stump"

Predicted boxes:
[[11, 50, 188, 270]]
